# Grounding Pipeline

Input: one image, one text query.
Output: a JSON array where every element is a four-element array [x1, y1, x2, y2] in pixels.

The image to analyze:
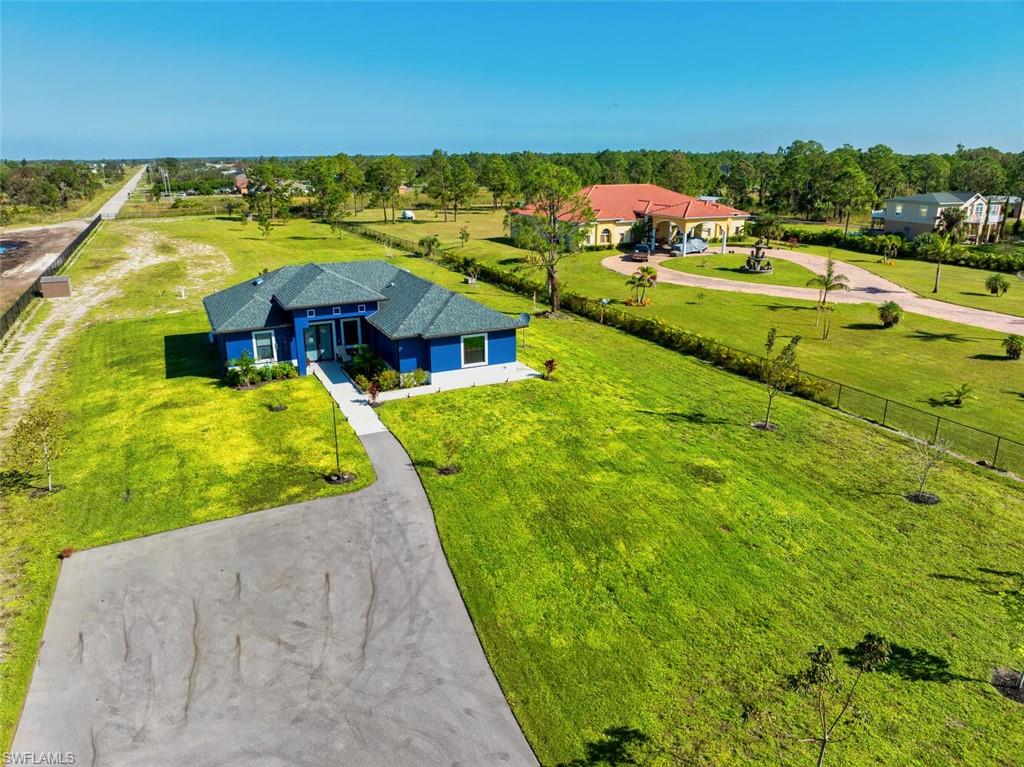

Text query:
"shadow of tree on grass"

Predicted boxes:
[[557, 726, 650, 767], [840, 641, 975, 683]]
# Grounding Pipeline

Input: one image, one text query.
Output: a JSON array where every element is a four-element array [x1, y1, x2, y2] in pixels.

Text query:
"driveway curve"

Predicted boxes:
[[603, 247, 1024, 335], [13, 429, 537, 766]]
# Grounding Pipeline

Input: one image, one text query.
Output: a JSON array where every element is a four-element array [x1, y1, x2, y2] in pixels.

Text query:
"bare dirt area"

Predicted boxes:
[[0, 225, 229, 434], [0, 221, 91, 312]]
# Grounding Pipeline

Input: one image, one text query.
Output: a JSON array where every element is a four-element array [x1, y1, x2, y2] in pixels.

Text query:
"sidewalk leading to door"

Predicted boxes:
[[310, 361, 388, 436]]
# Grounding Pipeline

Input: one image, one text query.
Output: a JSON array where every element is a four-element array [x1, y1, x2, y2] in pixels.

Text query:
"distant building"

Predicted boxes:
[[511, 183, 749, 247], [234, 174, 248, 195], [872, 191, 1005, 241]]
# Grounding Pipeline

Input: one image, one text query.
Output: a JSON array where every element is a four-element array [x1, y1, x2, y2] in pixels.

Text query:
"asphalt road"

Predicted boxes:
[[13, 431, 537, 767]]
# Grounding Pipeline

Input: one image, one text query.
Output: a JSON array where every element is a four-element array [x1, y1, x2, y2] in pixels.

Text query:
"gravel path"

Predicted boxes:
[[603, 247, 1024, 335]]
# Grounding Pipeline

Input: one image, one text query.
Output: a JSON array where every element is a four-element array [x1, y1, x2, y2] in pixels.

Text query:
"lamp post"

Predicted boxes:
[[599, 298, 609, 323]]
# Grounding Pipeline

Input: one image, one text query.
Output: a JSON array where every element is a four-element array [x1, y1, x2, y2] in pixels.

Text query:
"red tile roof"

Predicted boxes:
[[514, 183, 749, 221]]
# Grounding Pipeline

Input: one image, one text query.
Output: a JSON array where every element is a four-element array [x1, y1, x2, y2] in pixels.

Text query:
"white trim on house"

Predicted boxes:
[[332, 306, 342, 316], [304, 320, 337, 362], [460, 332, 488, 368], [251, 329, 277, 362], [339, 317, 363, 351], [306, 309, 316, 318]]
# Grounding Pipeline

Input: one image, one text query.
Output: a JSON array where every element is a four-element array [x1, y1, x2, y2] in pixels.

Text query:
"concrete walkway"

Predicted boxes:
[[13, 413, 537, 766], [602, 248, 1024, 335], [310, 361, 388, 435]]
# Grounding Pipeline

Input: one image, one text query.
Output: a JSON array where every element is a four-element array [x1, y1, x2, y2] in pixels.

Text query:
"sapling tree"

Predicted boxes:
[[759, 328, 801, 430], [787, 634, 891, 767], [438, 433, 463, 475], [458, 225, 470, 250], [257, 211, 273, 239], [8, 406, 67, 494], [418, 235, 441, 260], [907, 436, 948, 503]]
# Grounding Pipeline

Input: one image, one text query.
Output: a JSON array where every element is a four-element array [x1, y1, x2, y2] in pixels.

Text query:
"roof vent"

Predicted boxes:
[[252, 277, 265, 286]]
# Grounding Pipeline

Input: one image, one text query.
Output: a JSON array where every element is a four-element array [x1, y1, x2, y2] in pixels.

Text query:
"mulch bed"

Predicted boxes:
[[324, 472, 357, 485], [750, 422, 779, 432], [30, 484, 65, 499], [436, 466, 461, 476], [991, 667, 1024, 704], [905, 491, 940, 505]]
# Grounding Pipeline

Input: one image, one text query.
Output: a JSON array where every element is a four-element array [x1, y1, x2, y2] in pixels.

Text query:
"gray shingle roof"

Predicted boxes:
[[203, 260, 529, 339], [889, 191, 978, 205]]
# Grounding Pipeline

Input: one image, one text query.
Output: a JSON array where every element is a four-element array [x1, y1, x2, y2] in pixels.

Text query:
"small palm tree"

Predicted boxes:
[[879, 234, 901, 264], [626, 265, 658, 304], [938, 206, 967, 242], [806, 257, 850, 324], [941, 382, 975, 407], [1003, 334, 1023, 360], [925, 234, 961, 293], [878, 301, 904, 328], [418, 234, 441, 259], [985, 273, 1011, 296]]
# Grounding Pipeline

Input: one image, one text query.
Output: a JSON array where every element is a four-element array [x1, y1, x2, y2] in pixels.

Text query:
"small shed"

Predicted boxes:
[[40, 275, 71, 298]]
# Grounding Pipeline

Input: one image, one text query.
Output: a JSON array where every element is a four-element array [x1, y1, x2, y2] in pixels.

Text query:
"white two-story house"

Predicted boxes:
[[872, 191, 1004, 241]]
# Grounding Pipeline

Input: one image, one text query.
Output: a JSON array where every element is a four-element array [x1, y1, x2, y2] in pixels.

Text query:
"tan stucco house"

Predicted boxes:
[[512, 183, 750, 247]]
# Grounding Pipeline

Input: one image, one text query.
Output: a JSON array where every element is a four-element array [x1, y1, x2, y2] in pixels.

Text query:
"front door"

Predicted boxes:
[[304, 323, 334, 363]]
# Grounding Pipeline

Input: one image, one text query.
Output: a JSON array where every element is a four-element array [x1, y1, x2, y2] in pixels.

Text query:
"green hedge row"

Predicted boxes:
[[781, 227, 1023, 273]]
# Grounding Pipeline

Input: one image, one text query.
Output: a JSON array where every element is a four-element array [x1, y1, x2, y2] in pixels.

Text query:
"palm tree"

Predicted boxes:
[[924, 234, 960, 293], [938, 206, 967, 243], [878, 234, 901, 264], [418, 234, 441, 259], [985, 273, 1010, 296], [626, 265, 657, 304], [806, 257, 850, 323]]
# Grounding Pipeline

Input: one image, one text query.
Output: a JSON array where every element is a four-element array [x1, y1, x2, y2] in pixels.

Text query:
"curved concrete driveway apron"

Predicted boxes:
[[13, 419, 537, 765], [603, 248, 1024, 335]]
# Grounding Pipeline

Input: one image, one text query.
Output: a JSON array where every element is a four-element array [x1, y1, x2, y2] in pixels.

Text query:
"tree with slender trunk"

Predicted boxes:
[[365, 155, 408, 223], [448, 157, 477, 222], [787, 634, 891, 767], [514, 162, 592, 315], [626, 265, 657, 304], [924, 233, 961, 294], [8, 406, 67, 494], [805, 257, 850, 325], [759, 328, 801, 430]]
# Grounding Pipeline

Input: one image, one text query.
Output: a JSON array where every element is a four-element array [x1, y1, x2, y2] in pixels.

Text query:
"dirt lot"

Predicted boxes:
[[0, 221, 90, 312]]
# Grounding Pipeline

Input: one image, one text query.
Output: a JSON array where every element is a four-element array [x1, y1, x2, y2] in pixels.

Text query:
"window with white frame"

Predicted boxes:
[[252, 330, 276, 362], [358, 304, 366, 313], [306, 309, 315, 318], [332, 306, 341, 316], [461, 333, 487, 367], [894, 204, 902, 215], [919, 206, 928, 218]]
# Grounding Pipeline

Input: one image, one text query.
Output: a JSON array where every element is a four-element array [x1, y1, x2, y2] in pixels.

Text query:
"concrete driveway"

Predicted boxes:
[[603, 247, 1024, 335], [13, 431, 537, 766]]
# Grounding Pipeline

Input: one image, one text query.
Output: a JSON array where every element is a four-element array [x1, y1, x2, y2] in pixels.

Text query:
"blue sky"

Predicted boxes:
[[2, 1, 1021, 159]]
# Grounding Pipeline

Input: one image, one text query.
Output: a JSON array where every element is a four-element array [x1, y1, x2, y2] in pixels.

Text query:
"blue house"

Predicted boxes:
[[202, 261, 530, 377]]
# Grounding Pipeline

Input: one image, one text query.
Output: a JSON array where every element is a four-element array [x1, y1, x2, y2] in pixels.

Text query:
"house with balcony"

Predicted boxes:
[[872, 191, 1005, 241], [202, 261, 530, 378]]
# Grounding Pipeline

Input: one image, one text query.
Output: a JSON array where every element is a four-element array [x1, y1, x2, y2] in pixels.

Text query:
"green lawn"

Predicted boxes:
[[794, 244, 1024, 318], [0, 218, 384, 745], [380, 306, 1024, 766], [661, 252, 819, 288], [350, 211, 1024, 443]]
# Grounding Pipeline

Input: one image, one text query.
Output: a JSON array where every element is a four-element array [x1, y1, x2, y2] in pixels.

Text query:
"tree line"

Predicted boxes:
[[192, 142, 1023, 231], [0, 160, 126, 212]]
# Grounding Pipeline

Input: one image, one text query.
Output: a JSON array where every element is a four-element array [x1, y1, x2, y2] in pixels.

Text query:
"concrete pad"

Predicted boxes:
[[13, 432, 537, 766], [377, 362, 540, 402]]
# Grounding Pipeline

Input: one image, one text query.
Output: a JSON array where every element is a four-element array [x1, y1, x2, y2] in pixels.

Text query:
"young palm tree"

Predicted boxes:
[[626, 265, 658, 304], [925, 234, 960, 293], [985, 273, 1010, 296], [938, 206, 967, 243], [806, 257, 850, 324]]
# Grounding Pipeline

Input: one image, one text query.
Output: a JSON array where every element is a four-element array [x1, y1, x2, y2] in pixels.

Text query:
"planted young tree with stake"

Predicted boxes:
[[8, 406, 67, 495], [758, 328, 801, 431]]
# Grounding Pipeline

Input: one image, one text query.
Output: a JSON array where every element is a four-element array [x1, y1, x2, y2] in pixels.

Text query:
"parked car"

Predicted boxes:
[[670, 237, 708, 255], [631, 242, 654, 260], [400, 209, 416, 221]]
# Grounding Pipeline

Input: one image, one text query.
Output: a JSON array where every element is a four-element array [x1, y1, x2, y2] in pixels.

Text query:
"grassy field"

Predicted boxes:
[[794, 244, 1024, 318], [350, 210, 1024, 443], [1, 167, 140, 229], [380, 301, 1024, 765], [662, 252, 818, 288], [0, 218, 381, 745], [3, 214, 1021, 762]]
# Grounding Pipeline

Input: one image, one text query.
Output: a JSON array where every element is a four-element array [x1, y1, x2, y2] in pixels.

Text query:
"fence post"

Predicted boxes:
[[881, 399, 889, 427], [835, 384, 843, 409], [992, 436, 1001, 469]]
